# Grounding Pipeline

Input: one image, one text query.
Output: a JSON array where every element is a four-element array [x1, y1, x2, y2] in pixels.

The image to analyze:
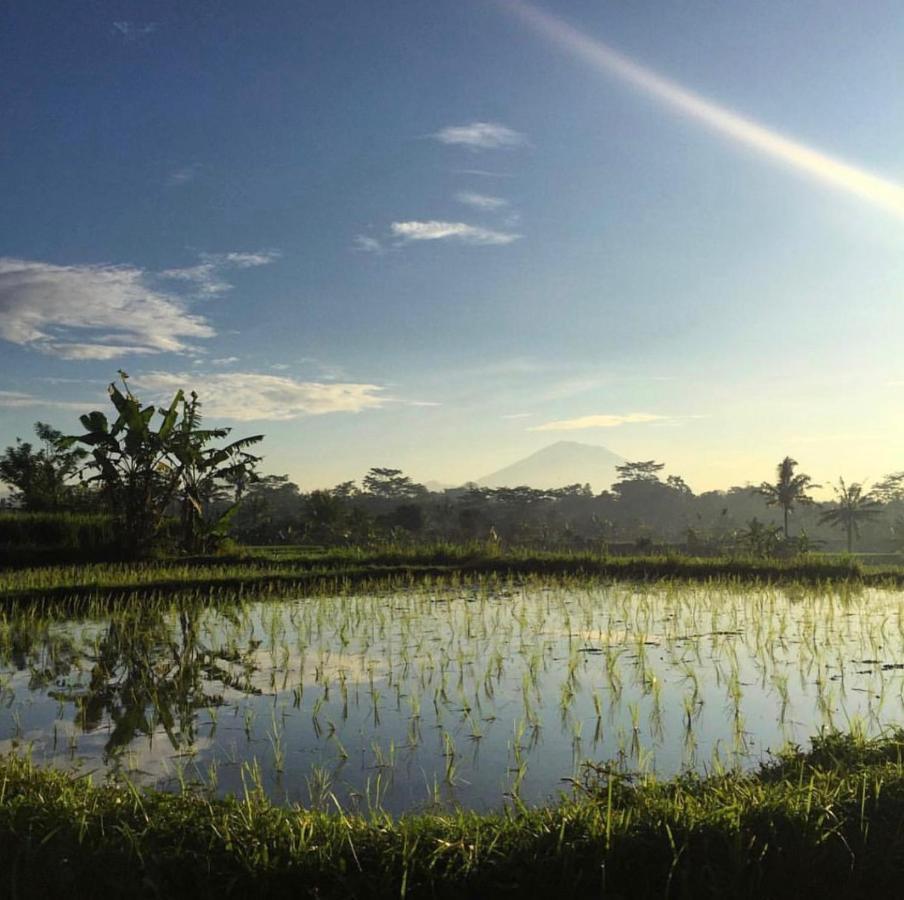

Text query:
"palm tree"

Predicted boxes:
[[818, 478, 883, 553], [755, 456, 818, 538]]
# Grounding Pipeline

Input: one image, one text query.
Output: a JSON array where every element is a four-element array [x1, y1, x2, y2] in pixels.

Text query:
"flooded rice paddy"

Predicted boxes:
[[3, 581, 904, 813]]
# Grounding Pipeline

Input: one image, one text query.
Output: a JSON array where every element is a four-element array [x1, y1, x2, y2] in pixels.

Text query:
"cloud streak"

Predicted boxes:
[[0, 258, 214, 360], [112, 21, 158, 40], [159, 250, 279, 296], [0, 251, 278, 360], [166, 164, 200, 186], [530, 412, 666, 431], [391, 220, 520, 245], [353, 235, 384, 254], [502, 0, 904, 219], [456, 191, 509, 211], [135, 371, 386, 421], [432, 122, 526, 150]]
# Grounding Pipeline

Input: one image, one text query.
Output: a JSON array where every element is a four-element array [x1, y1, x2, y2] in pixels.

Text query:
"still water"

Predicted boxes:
[[2, 582, 904, 813]]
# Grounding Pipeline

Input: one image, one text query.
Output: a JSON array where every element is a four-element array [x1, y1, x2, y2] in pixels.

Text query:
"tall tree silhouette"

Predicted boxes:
[[63, 372, 262, 555], [818, 478, 882, 553], [756, 456, 818, 538]]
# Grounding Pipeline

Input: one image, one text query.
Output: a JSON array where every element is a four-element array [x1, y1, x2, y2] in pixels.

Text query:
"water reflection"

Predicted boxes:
[[2, 607, 260, 761], [2, 584, 904, 814]]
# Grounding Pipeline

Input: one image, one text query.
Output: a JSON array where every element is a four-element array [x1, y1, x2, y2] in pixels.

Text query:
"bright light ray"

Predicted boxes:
[[502, 0, 904, 219]]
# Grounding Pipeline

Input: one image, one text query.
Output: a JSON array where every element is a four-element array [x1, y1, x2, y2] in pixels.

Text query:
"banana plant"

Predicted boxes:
[[63, 372, 262, 556], [168, 390, 262, 553]]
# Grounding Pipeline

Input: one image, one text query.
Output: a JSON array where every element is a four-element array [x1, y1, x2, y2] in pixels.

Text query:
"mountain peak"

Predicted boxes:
[[476, 442, 626, 492]]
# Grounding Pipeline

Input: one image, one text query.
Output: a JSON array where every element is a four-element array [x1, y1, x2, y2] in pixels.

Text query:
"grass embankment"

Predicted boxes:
[[2, 546, 903, 609], [3, 731, 904, 898]]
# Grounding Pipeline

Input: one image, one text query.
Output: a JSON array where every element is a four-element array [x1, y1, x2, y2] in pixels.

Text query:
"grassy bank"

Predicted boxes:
[[3, 730, 904, 898], [2, 547, 903, 609]]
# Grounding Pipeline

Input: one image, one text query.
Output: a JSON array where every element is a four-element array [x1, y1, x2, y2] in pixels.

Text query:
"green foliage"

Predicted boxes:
[[4, 730, 904, 898], [63, 373, 263, 556], [0, 550, 888, 610], [0, 422, 87, 511], [0, 511, 120, 563], [734, 517, 783, 558]]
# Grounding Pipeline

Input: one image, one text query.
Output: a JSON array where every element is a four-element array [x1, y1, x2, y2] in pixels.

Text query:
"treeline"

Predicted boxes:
[[227, 460, 904, 555], [2, 379, 903, 558]]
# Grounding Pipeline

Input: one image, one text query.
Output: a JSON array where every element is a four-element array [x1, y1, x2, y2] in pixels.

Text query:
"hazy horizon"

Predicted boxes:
[[2, 1, 902, 495]]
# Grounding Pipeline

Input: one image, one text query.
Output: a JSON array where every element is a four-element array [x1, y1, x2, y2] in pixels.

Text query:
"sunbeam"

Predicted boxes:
[[501, 0, 904, 219]]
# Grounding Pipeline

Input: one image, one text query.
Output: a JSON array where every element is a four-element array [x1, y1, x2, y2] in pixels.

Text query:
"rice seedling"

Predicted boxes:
[[3, 573, 904, 819]]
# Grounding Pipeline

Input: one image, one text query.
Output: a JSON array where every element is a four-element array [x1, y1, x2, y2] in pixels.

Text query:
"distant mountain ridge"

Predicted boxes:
[[475, 441, 626, 492]]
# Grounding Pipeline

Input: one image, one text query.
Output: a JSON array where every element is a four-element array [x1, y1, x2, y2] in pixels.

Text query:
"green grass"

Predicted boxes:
[[3, 729, 904, 898], [2, 547, 903, 610]]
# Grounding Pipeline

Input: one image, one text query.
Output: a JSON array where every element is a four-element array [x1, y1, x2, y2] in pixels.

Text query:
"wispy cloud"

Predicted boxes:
[[353, 235, 384, 254], [0, 252, 278, 360], [502, 412, 534, 419], [214, 252, 278, 268], [530, 413, 667, 431], [112, 21, 158, 40], [453, 169, 514, 178], [166, 164, 200, 186], [391, 220, 520, 245], [159, 250, 279, 296], [0, 391, 89, 410], [432, 122, 527, 150], [0, 258, 214, 360], [456, 191, 509, 211], [135, 371, 386, 421]]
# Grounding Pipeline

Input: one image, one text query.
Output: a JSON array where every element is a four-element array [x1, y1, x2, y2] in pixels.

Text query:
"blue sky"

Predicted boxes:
[[1, 0, 903, 492]]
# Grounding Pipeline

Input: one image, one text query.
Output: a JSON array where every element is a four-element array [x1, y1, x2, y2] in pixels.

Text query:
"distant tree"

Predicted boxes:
[[455, 487, 493, 541], [591, 514, 618, 543], [735, 517, 783, 558], [304, 489, 349, 543], [666, 474, 693, 495], [362, 468, 426, 500], [550, 483, 593, 498], [872, 472, 904, 504], [390, 503, 425, 535], [755, 456, 818, 538], [0, 422, 87, 511], [233, 475, 301, 544], [614, 460, 665, 484], [891, 514, 904, 551], [818, 478, 883, 553], [331, 480, 359, 499]]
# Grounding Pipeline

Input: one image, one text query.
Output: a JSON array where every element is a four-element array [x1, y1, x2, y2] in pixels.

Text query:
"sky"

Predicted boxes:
[[1, 0, 903, 494]]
